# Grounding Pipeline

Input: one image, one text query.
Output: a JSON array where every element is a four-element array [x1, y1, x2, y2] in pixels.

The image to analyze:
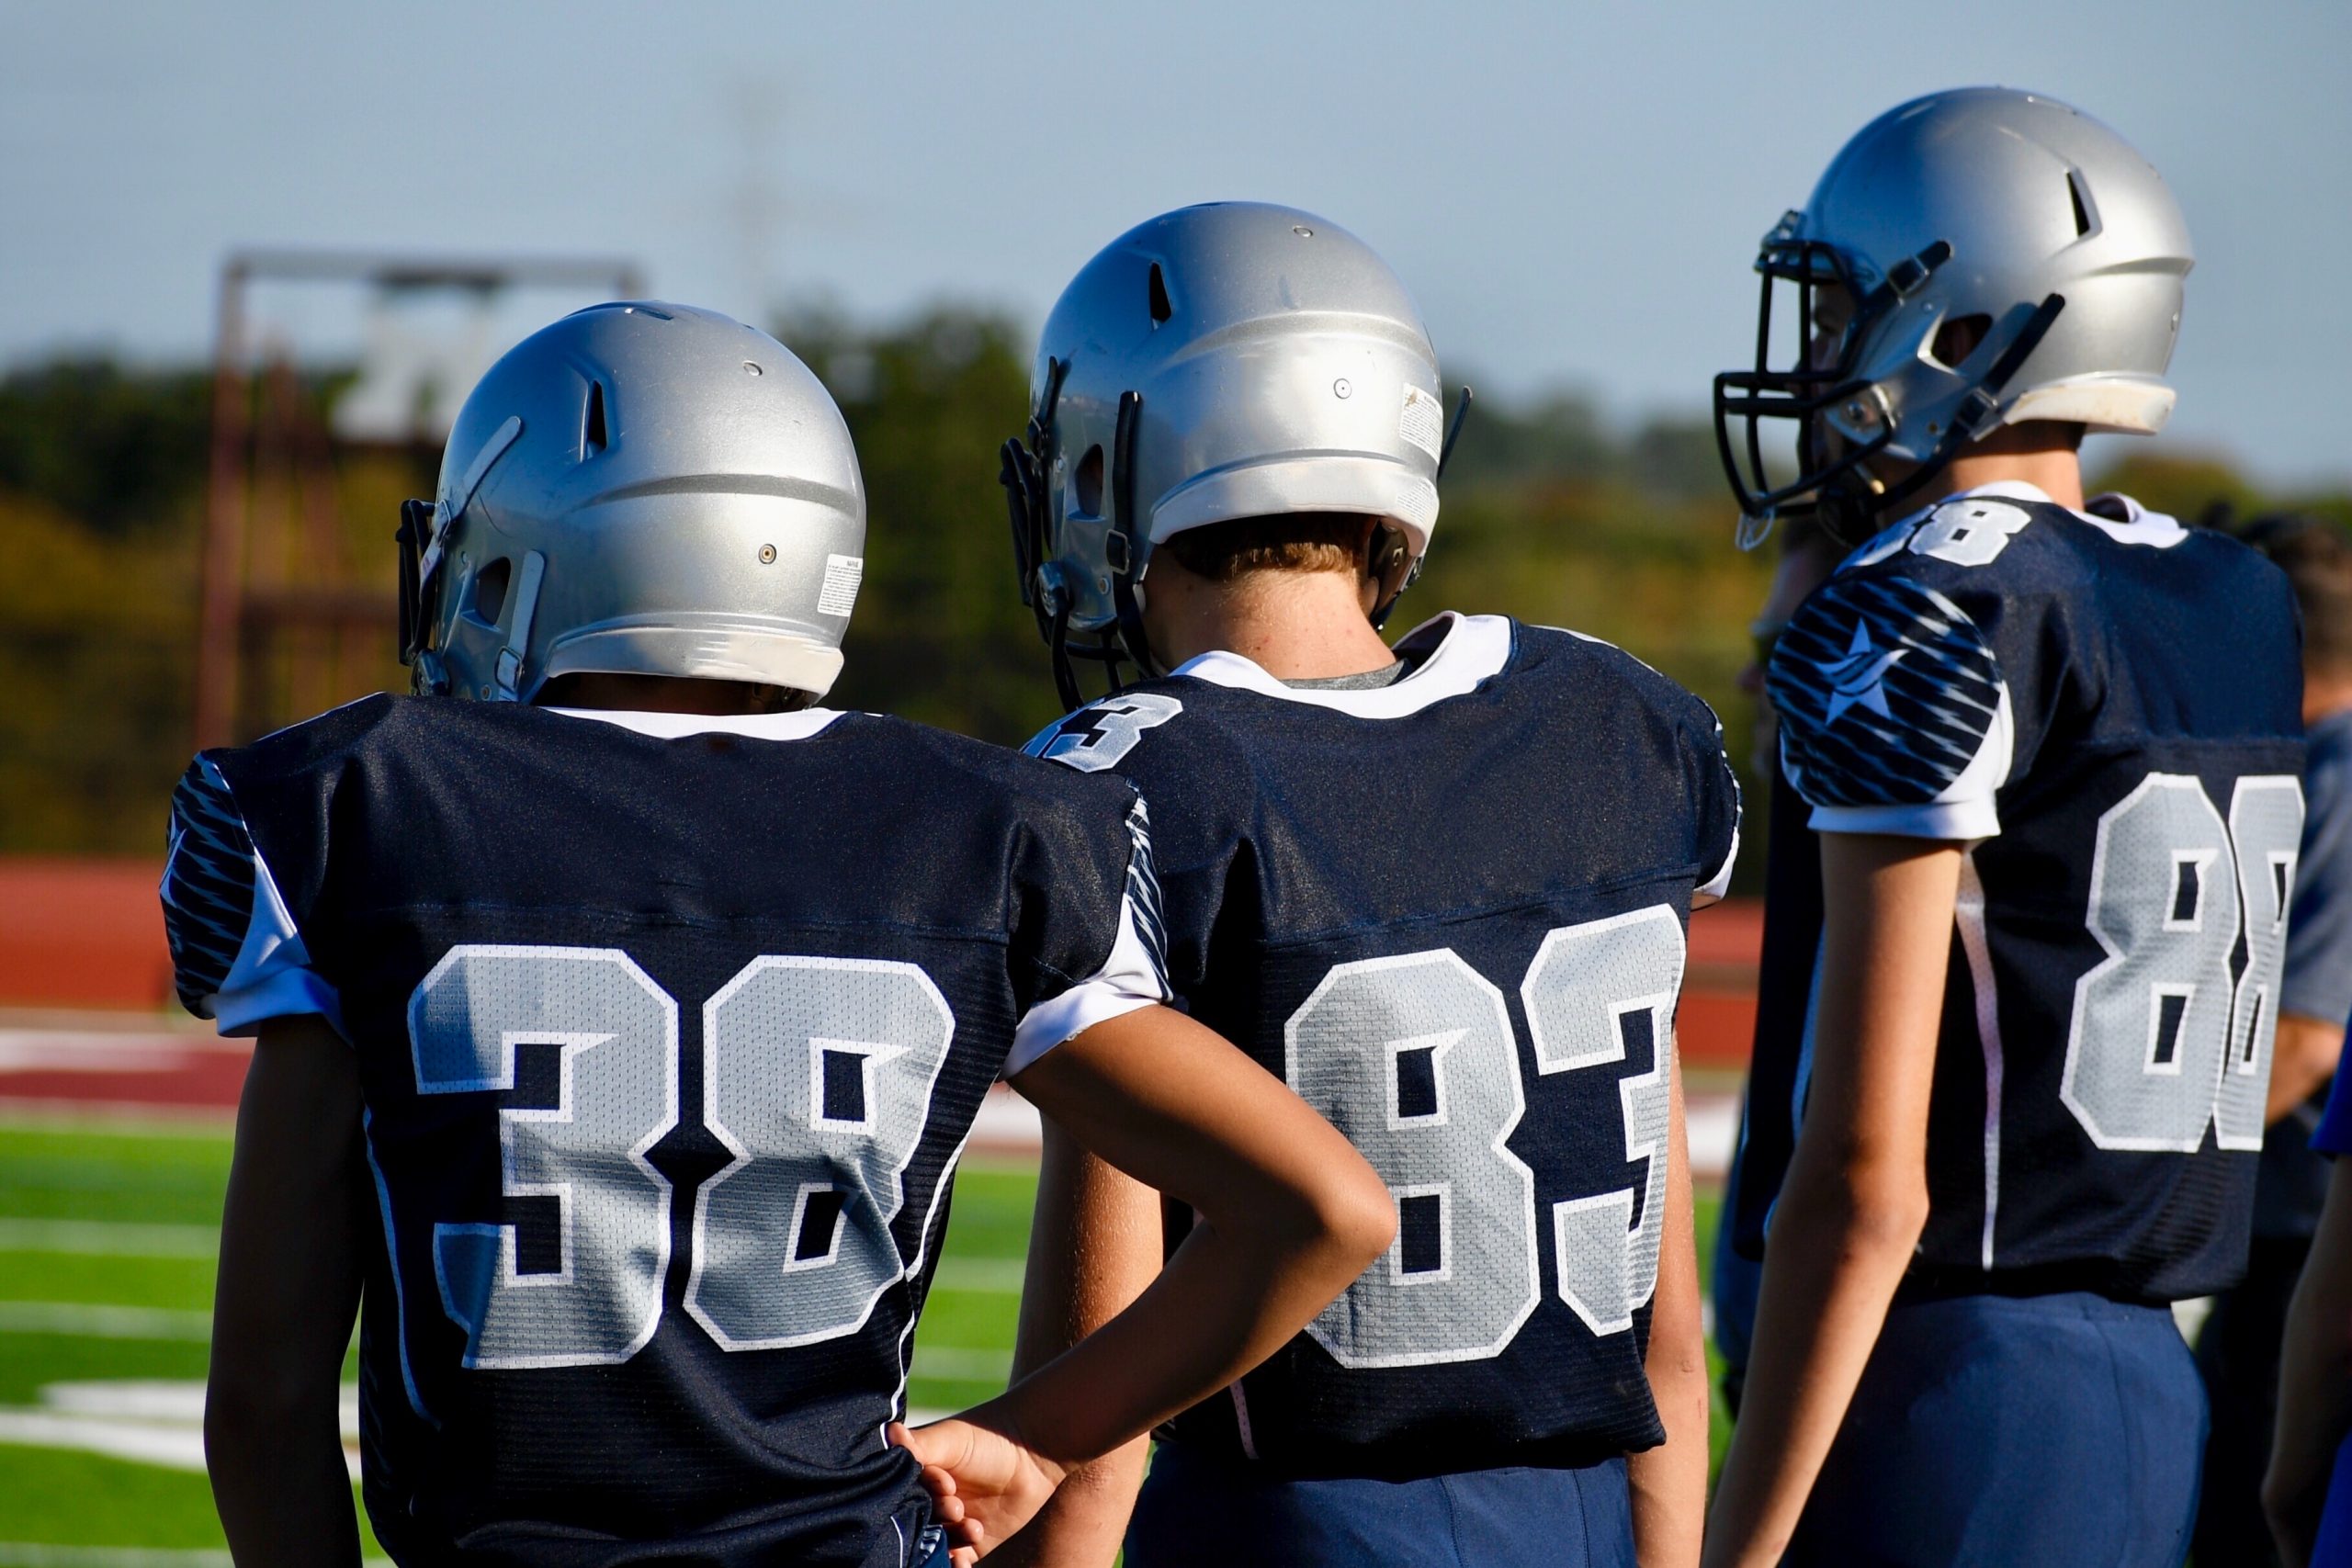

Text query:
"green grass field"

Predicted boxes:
[[0, 1114, 1729, 1560]]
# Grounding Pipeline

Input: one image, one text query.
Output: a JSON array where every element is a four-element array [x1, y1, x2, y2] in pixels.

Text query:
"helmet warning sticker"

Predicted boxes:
[[1400, 386, 1443, 460], [818, 554, 864, 616]]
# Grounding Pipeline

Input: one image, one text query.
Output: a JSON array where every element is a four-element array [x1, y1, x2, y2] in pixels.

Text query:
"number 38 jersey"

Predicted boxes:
[[1025, 613, 1742, 1479], [1739, 482, 2305, 1302], [160, 695, 1167, 1568]]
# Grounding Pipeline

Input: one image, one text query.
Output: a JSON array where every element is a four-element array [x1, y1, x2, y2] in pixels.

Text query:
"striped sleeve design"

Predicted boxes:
[[1768, 575, 2006, 811], [160, 758, 260, 1017], [1123, 795, 1170, 997]]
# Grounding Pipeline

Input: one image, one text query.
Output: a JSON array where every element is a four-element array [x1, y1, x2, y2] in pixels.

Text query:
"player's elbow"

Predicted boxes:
[[1839, 1168, 1931, 1258], [1786, 1145, 1929, 1261], [202, 1370, 287, 1478], [204, 1343, 331, 1467], [1269, 1154, 1396, 1282]]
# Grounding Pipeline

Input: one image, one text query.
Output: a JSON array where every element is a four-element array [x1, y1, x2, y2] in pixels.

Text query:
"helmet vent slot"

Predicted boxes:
[[2067, 169, 2097, 238], [583, 380, 610, 457], [1073, 446, 1105, 518], [1148, 264, 1173, 325], [470, 557, 513, 626]]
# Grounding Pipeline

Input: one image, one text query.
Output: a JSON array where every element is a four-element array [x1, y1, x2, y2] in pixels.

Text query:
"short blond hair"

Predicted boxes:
[[1161, 513, 1373, 581]]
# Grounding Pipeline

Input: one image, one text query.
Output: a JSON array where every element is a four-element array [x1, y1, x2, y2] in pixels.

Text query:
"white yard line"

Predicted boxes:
[[0, 1412, 209, 1475], [0, 1552, 232, 1568], [0, 1382, 358, 1482], [0, 1032, 246, 1070], [0, 1303, 211, 1341], [906, 1347, 1012, 1381], [1686, 1091, 1736, 1180], [927, 1258, 1023, 1292], [0, 1221, 218, 1258]]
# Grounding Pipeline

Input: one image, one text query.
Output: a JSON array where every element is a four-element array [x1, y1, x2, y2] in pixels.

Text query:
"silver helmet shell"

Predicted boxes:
[[403, 301, 865, 702], [1714, 88, 2192, 543], [1004, 203, 1446, 698]]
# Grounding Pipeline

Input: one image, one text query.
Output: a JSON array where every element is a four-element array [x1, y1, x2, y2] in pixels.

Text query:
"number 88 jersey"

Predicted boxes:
[[1025, 613, 1743, 1479], [160, 695, 1166, 1568], [1744, 482, 2307, 1302]]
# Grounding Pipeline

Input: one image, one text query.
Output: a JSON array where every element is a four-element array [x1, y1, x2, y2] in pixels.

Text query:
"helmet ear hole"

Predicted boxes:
[[1930, 314, 1993, 370], [1073, 446, 1105, 518], [1148, 264, 1173, 325], [470, 557, 513, 626]]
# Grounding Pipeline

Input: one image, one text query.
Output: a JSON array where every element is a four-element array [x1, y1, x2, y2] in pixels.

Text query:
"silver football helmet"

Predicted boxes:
[[397, 301, 865, 702], [1002, 202, 1464, 705], [1714, 87, 2193, 546]]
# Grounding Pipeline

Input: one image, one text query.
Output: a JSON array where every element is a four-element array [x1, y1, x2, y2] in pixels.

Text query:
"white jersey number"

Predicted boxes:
[[1284, 906, 1686, 1368], [2064, 773, 2302, 1153], [407, 946, 953, 1371]]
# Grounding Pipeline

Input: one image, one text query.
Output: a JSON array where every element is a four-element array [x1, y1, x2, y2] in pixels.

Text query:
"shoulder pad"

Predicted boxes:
[[1769, 573, 2005, 807], [161, 757, 259, 1014]]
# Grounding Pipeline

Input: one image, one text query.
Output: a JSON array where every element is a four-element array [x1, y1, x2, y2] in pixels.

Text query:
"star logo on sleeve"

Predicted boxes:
[[1819, 622, 1905, 728]]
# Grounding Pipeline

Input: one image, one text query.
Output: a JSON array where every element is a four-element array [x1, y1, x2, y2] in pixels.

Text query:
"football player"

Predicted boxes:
[[995, 203, 1741, 1568], [166, 302, 1394, 1568], [1705, 89, 2305, 1566]]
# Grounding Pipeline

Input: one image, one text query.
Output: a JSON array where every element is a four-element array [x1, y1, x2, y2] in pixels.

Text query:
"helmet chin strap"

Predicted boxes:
[[1105, 389, 1159, 686]]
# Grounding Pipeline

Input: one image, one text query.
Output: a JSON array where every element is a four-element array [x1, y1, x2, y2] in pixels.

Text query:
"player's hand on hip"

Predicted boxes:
[[890, 1416, 1067, 1561]]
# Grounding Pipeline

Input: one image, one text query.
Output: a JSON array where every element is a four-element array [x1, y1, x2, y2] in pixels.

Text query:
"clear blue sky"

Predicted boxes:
[[8, 0, 2348, 484]]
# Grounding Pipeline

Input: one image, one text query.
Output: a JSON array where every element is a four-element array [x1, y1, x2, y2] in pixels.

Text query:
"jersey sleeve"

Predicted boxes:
[[159, 756, 344, 1038], [1766, 570, 2015, 840], [1686, 701, 1743, 903], [1004, 791, 1172, 1077], [2314, 1048, 2352, 1157]]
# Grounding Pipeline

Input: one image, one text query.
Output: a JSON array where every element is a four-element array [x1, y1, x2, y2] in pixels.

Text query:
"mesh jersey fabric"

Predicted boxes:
[[1740, 484, 2305, 1300], [1025, 612, 1741, 1479], [161, 695, 1164, 1567]]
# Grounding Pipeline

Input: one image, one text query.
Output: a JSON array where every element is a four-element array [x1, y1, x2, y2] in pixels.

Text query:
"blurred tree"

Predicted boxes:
[[0, 335, 2343, 874], [0, 360, 212, 537], [783, 306, 1067, 745], [0, 492, 196, 852]]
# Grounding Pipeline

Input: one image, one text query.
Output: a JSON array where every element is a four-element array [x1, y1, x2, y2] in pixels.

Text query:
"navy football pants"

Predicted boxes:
[[1123, 1439, 1634, 1568], [1785, 1290, 2205, 1567]]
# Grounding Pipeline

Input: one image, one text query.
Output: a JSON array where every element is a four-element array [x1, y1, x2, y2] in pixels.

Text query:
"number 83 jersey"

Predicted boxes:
[[1746, 482, 2307, 1302], [159, 695, 1166, 1567], [1026, 613, 1743, 1478]]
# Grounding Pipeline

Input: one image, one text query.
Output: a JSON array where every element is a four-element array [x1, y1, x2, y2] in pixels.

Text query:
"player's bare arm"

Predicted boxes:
[[2269, 1012, 2346, 1125], [2266, 1156, 2352, 1565], [207, 1015, 368, 1567], [897, 1000, 1396, 1553], [1628, 1049, 1707, 1568], [988, 1126, 1159, 1566], [1702, 835, 1956, 1568]]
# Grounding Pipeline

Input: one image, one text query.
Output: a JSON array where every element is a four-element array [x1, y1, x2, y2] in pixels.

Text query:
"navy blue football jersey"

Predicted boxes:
[[161, 695, 1167, 1568], [1736, 484, 2305, 1301], [1024, 612, 1742, 1479]]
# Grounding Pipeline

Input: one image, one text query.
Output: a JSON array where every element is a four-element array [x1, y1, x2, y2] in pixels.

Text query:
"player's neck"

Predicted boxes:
[[1141, 567, 1396, 680], [2303, 674, 2352, 727], [1912, 434, 2086, 513]]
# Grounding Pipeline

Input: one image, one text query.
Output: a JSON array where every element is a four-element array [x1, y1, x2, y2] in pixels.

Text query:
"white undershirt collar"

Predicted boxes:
[[547, 706, 847, 741], [1170, 611, 1514, 718]]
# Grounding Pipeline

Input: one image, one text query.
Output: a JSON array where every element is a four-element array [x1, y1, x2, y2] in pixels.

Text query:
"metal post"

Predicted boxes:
[[192, 261, 248, 753]]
